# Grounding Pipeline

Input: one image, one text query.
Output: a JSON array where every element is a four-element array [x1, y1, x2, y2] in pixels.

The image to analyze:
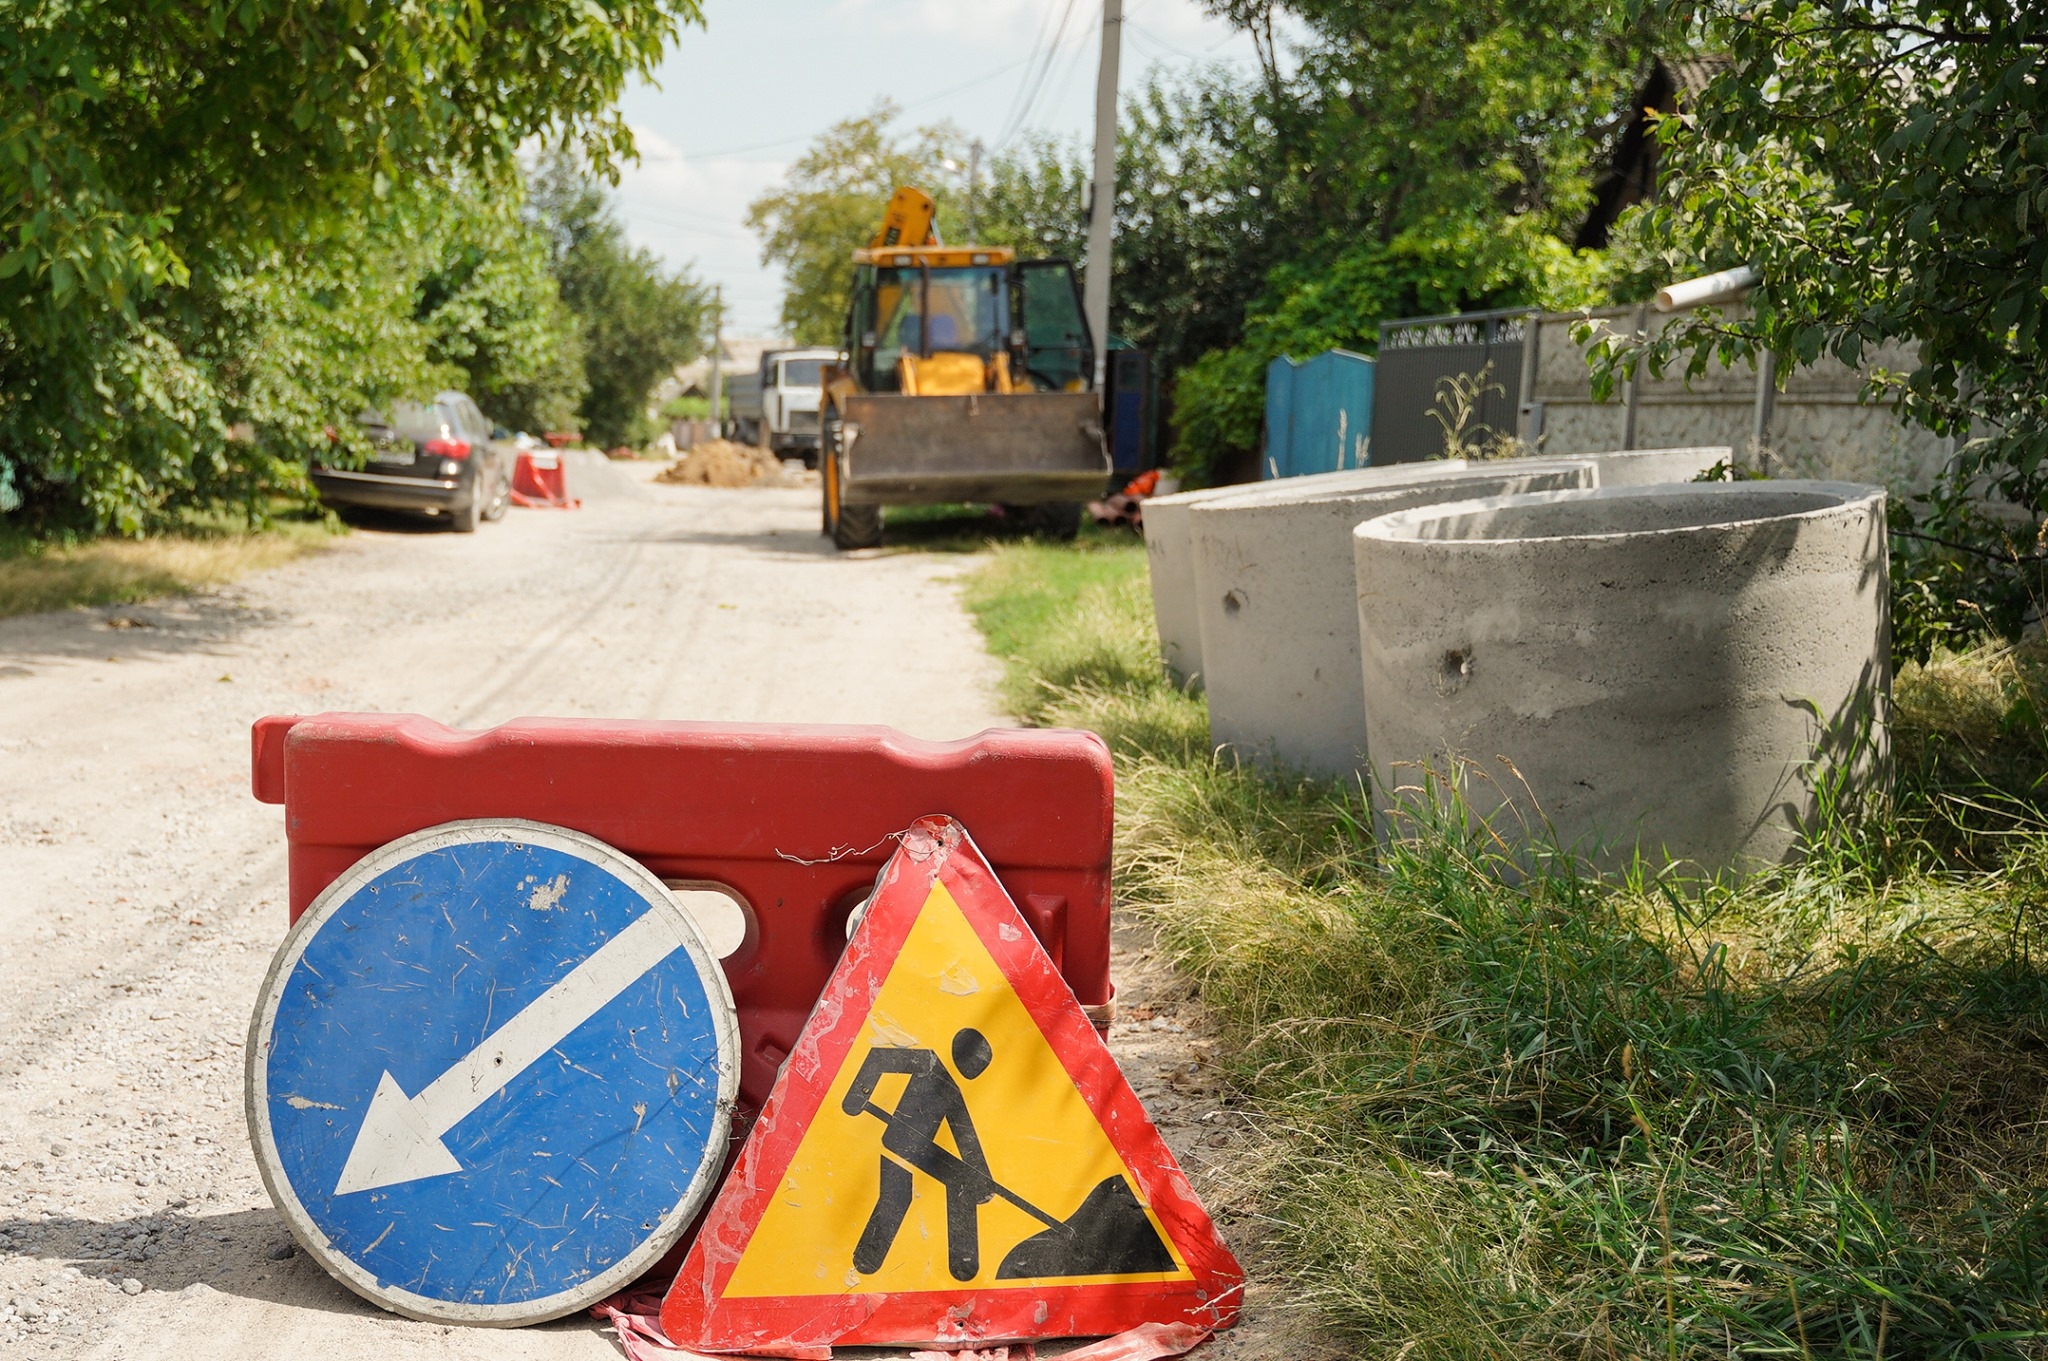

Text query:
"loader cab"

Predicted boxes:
[[845, 248, 1094, 398]]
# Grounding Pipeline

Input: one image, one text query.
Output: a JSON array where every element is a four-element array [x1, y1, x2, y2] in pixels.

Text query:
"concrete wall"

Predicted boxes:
[[1524, 307, 1950, 493], [1190, 462, 1596, 780], [1353, 481, 1891, 875]]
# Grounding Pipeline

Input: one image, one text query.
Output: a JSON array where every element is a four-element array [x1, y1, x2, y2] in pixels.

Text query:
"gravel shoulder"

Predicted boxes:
[[0, 470, 1290, 1360]]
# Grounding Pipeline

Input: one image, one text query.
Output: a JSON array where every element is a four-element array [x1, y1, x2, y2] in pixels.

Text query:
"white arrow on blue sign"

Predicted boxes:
[[247, 819, 741, 1326]]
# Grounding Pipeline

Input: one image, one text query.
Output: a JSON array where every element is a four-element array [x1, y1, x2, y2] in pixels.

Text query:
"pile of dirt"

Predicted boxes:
[[657, 440, 788, 488]]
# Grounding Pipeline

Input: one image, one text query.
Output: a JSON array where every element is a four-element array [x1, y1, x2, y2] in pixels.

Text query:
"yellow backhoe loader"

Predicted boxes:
[[819, 187, 1110, 550]]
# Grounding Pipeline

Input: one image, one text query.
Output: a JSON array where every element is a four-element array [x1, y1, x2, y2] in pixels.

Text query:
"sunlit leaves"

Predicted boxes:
[[0, 0, 703, 531], [1619, 0, 2047, 654]]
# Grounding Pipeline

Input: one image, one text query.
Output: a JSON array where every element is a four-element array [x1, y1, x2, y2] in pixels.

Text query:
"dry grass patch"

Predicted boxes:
[[0, 521, 338, 620]]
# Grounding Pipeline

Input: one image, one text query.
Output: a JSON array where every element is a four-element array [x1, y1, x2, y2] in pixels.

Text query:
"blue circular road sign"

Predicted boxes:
[[247, 820, 740, 1325]]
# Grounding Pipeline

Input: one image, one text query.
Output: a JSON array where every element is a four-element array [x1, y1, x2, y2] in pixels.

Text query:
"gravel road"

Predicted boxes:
[[0, 467, 1302, 1360]]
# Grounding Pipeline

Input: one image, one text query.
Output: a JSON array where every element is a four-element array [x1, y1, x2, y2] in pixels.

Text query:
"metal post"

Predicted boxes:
[[1516, 309, 1542, 448], [1620, 303, 1647, 450], [1084, 0, 1122, 392], [1751, 348, 1778, 474], [967, 139, 983, 242], [707, 285, 723, 439]]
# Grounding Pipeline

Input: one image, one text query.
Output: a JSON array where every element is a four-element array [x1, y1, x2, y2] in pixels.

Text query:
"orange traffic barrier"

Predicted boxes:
[[510, 449, 579, 508]]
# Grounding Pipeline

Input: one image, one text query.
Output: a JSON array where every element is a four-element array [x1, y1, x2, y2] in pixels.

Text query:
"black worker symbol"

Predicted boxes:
[[840, 1027, 1176, 1282]]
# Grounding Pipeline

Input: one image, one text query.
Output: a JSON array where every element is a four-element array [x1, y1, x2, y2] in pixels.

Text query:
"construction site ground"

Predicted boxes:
[[0, 465, 1296, 1360]]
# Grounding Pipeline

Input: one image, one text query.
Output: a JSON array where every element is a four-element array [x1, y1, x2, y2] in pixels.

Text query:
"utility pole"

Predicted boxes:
[[1084, 0, 1122, 392], [967, 139, 984, 242], [708, 284, 724, 439]]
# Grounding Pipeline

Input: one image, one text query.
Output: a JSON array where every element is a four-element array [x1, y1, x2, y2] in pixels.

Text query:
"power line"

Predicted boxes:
[[995, 0, 1087, 150], [636, 51, 1045, 164], [992, 0, 1072, 141], [619, 208, 755, 239]]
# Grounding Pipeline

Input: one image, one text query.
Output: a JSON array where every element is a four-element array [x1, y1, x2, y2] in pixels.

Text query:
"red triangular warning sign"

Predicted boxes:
[[662, 815, 1242, 1353]]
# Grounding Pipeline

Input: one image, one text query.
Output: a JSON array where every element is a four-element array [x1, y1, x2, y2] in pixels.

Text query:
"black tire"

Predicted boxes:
[[1019, 501, 1083, 541], [832, 502, 883, 550], [481, 460, 510, 522], [820, 406, 884, 549], [820, 411, 842, 537], [450, 490, 482, 533]]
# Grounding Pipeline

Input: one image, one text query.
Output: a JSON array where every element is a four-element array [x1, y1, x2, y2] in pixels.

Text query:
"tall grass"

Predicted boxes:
[[963, 535, 2048, 1359]]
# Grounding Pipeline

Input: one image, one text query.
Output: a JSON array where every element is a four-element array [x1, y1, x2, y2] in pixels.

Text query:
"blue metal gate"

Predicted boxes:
[[1262, 349, 1375, 479]]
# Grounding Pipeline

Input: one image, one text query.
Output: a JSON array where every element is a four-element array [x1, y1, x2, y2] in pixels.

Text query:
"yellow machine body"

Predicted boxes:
[[821, 188, 1108, 548]]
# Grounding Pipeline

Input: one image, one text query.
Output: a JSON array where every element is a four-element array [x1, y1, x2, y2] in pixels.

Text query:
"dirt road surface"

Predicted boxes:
[[0, 468, 1299, 1361]]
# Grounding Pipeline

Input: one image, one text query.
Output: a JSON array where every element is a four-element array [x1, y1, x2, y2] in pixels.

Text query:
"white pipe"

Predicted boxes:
[[1655, 265, 1758, 313]]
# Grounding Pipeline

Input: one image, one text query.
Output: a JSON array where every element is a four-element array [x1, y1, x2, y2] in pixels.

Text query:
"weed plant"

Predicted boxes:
[[963, 536, 2048, 1358]]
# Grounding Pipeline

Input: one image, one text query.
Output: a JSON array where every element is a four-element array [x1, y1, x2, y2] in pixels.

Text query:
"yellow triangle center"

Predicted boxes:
[[723, 881, 1191, 1297]]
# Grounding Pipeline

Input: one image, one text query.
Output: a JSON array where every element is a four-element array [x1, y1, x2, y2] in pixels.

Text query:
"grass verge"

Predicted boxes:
[[0, 514, 340, 620], [960, 533, 2048, 1359]]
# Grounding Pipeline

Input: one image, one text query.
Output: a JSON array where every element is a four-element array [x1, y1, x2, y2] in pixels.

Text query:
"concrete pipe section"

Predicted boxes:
[[1190, 461, 1598, 780], [1143, 449, 1726, 689], [1534, 446, 1731, 487], [1143, 462, 1466, 688], [1352, 480, 1890, 876]]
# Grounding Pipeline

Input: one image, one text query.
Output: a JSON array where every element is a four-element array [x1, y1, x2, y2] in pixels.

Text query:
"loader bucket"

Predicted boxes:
[[838, 391, 1109, 506]]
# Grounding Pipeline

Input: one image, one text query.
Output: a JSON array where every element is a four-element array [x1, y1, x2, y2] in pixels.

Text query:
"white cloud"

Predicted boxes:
[[615, 125, 787, 334]]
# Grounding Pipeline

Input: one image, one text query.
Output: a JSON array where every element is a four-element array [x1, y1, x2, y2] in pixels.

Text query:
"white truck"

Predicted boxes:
[[725, 347, 844, 466]]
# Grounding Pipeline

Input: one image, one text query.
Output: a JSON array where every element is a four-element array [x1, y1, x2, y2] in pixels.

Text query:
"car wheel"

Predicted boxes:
[[482, 462, 510, 521], [451, 492, 482, 534]]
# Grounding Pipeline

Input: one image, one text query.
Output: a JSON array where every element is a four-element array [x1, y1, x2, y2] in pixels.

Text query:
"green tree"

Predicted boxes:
[[1610, 0, 2047, 657], [416, 195, 588, 437], [977, 132, 1089, 263], [532, 157, 711, 449], [0, 0, 701, 530], [746, 104, 970, 344], [1164, 0, 1658, 478]]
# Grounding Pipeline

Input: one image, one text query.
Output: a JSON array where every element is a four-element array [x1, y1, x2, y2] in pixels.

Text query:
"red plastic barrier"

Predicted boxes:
[[510, 449, 579, 508], [250, 714, 1114, 1114]]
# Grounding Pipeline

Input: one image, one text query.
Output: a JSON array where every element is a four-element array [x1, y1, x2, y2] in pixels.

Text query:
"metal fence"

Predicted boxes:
[[1368, 309, 1530, 464]]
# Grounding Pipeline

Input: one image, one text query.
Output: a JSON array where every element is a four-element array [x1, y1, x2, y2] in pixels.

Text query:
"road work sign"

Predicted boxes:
[[247, 819, 740, 1326], [662, 815, 1241, 1351]]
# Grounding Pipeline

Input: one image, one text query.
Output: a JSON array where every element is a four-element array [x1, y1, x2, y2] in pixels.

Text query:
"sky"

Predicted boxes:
[[610, 0, 1267, 337]]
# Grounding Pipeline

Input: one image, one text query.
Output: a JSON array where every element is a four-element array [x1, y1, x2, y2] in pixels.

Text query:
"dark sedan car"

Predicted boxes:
[[311, 392, 511, 532]]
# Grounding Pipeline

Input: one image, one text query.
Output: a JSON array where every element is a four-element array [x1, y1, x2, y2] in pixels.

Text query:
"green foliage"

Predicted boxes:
[[0, 0, 701, 530], [1161, 0, 1658, 479], [965, 535, 2048, 1358], [1610, 0, 2048, 658], [532, 156, 710, 448], [1175, 220, 1607, 475], [974, 133, 1089, 263], [745, 103, 972, 345]]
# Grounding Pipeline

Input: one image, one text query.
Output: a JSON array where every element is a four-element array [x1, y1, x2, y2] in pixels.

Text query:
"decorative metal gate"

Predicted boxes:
[[1368, 309, 1530, 464]]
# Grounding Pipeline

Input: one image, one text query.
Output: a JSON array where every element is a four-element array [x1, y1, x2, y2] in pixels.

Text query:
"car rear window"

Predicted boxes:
[[390, 402, 458, 444]]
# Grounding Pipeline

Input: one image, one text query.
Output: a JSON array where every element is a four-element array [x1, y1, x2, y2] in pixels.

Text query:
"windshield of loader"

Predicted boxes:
[[1017, 260, 1093, 392], [856, 265, 1008, 391]]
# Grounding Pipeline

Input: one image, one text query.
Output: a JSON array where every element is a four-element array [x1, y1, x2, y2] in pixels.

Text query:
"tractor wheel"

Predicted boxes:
[[832, 503, 883, 551], [1021, 501, 1083, 542], [820, 412, 842, 538]]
